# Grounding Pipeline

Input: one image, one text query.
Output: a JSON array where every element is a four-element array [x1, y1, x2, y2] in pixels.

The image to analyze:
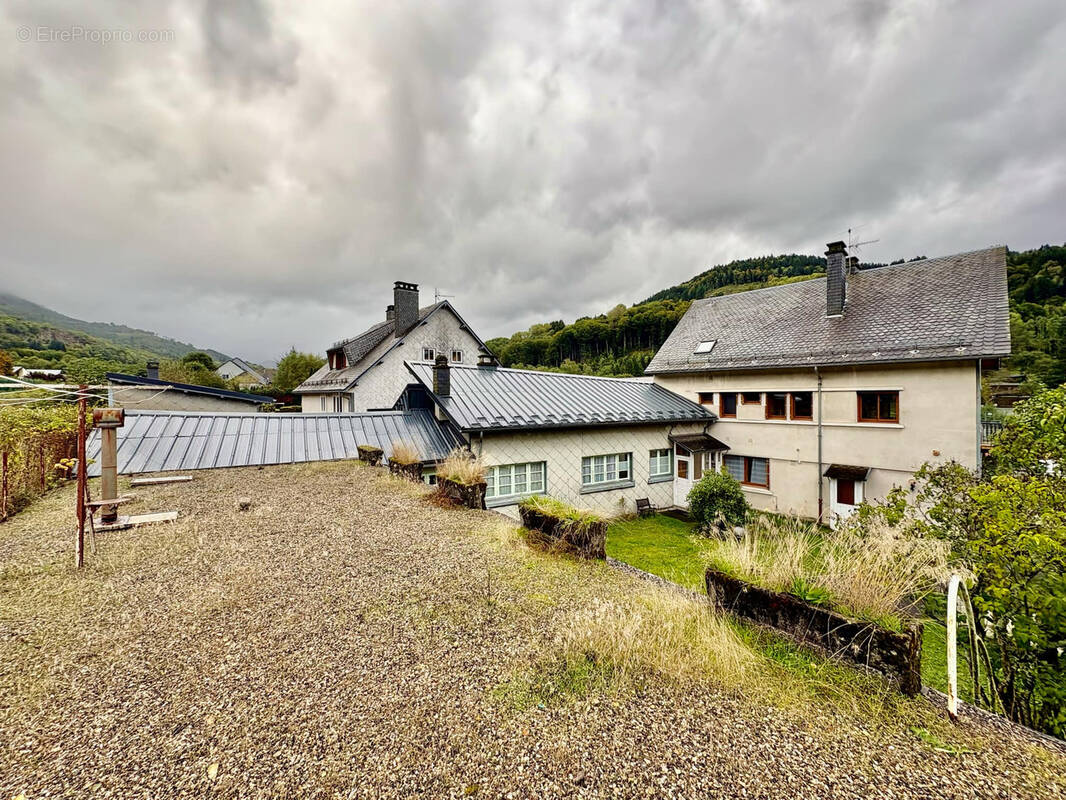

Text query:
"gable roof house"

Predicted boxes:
[[647, 242, 1011, 525], [404, 357, 717, 517], [294, 282, 491, 414], [216, 357, 270, 388]]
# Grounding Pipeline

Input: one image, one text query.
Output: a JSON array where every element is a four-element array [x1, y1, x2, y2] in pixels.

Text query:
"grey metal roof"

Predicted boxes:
[[295, 301, 492, 394], [645, 246, 1011, 374], [86, 408, 465, 476], [106, 373, 274, 404], [406, 362, 716, 432]]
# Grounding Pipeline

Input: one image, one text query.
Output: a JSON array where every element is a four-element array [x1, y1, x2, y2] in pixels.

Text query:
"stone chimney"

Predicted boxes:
[[432, 353, 450, 396], [393, 281, 419, 337], [146, 360, 159, 380], [825, 241, 848, 317], [385, 304, 395, 322]]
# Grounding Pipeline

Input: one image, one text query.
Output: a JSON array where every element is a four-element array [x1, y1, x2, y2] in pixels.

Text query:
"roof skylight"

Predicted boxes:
[[694, 340, 717, 354]]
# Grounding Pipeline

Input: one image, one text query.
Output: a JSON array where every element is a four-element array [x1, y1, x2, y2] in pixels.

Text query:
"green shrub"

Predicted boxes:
[[687, 468, 748, 529]]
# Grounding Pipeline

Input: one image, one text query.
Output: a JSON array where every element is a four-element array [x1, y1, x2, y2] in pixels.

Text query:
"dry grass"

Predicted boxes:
[[701, 514, 951, 627], [0, 463, 1060, 798], [437, 447, 485, 484], [389, 440, 420, 465]]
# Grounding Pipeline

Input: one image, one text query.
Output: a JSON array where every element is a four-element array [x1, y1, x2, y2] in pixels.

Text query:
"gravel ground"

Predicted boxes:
[[1, 462, 1063, 799]]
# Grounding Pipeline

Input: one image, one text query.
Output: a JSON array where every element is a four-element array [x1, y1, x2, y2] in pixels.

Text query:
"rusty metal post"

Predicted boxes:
[[76, 385, 87, 569], [92, 407, 124, 525]]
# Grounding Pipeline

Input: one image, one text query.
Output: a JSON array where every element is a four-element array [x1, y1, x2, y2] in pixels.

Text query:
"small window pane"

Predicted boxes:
[[766, 393, 788, 418], [748, 458, 768, 487], [423, 347, 434, 361], [792, 392, 813, 419], [721, 393, 737, 416], [880, 392, 898, 421], [724, 455, 745, 483], [860, 392, 879, 420], [741, 392, 762, 404]]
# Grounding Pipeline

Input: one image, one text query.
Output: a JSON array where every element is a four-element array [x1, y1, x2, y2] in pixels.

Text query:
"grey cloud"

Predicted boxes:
[[0, 0, 1063, 363]]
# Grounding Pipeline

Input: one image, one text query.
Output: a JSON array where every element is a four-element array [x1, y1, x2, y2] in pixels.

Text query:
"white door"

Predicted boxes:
[[828, 478, 864, 528], [673, 447, 693, 507]]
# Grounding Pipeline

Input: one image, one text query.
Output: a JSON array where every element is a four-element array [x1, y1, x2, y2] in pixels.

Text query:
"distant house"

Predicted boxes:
[[107, 364, 274, 413], [12, 366, 64, 380], [294, 281, 491, 413], [646, 243, 1012, 527], [216, 357, 270, 388], [404, 357, 716, 518]]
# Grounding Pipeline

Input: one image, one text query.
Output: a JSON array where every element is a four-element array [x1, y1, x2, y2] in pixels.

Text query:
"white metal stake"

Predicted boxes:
[[946, 573, 960, 720]]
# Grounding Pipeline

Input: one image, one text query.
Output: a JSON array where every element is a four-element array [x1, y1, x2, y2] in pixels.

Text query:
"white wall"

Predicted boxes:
[[476, 423, 706, 519], [349, 308, 483, 412], [653, 361, 980, 519]]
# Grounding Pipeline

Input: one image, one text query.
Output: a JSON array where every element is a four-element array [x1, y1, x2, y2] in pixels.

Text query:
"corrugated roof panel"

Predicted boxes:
[[406, 362, 715, 432], [87, 408, 463, 476]]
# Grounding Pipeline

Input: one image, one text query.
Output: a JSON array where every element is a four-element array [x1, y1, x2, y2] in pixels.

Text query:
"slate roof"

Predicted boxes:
[[645, 246, 1011, 374], [107, 373, 274, 404], [295, 301, 490, 394], [86, 408, 464, 476], [406, 362, 716, 433]]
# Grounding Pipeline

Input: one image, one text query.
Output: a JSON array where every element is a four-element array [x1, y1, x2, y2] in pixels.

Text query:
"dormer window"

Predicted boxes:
[[330, 351, 347, 370], [694, 340, 716, 354]]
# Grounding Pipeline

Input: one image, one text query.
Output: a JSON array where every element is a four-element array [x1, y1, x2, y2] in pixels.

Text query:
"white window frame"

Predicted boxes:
[[649, 448, 673, 481], [451, 349, 463, 363], [581, 452, 632, 490], [485, 461, 546, 505], [422, 347, 435, 361]]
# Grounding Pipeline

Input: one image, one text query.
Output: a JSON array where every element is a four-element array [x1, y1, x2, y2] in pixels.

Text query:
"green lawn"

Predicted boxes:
[[606, 513, 957, 694], [606, 514, 706, 589]]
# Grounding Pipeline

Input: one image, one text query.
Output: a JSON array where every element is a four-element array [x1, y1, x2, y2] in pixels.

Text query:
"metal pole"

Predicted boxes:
[[76, 385, 87, 569], [815, 366, 824, 524], [946, 573, 960, 720]]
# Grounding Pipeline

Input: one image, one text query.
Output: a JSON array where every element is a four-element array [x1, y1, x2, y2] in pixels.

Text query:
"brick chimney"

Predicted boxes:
[[825, 241, 847, 317], [432, 353, 450, 396], [385, 304, 395, 322], [146, 360, 159, 380], [393, 281, 419, 337]]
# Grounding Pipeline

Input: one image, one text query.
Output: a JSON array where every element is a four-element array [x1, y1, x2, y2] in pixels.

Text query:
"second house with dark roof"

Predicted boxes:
[[646, 242, 1011, 526], [294, 281, 492, 413]]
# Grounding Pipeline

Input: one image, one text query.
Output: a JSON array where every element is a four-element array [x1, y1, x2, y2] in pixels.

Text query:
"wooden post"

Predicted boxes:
[[76, 385, 87, 569]]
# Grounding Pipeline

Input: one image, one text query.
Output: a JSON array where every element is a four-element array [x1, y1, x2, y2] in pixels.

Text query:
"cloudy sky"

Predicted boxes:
[[1, 0, 1064, 363]]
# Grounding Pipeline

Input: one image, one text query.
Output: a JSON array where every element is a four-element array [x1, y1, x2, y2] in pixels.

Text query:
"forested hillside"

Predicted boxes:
[[0, 313, 159, 382], [0, 293, 227, 364], [488, 246, 1066, 383]]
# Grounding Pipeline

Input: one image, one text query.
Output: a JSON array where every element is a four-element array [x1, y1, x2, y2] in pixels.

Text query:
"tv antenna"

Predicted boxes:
[[847, 226, 879, 254], [434, 287, 454, 303]]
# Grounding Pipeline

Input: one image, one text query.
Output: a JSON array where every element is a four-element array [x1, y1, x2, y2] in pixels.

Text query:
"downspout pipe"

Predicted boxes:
[[816, 366, 824, 524]]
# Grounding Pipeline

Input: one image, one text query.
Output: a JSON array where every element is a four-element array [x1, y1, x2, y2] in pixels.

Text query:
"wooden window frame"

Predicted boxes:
[[857, 391, 900, 424], [765, 392, 788, 420], [719, 393, 737, 418], [790, 392, 813, 421], [741, 392, 762, 405], [698, 391, 715, 407], [724, 454, 770, 490]]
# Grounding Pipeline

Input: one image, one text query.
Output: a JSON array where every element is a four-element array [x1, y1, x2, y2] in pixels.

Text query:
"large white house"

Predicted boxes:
[[294, 282, 491, 413], [645, 242, 1011, 524]]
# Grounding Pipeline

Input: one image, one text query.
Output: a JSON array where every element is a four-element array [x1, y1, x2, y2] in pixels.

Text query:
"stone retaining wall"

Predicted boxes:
[[389, 462, 423, 482], [705, 569, 922, 695], [357, 445, 383, 466], [519, 506, 607, 560], [437, 476, 486, 510]]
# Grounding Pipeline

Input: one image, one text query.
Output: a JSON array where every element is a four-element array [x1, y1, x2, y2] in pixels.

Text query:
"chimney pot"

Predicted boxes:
[[386, 304, 395, 322], [432, 353, 451, 396], [825, 241, 848, 316], [146, 360, 159, 380], [393, 281, 419, 337]]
